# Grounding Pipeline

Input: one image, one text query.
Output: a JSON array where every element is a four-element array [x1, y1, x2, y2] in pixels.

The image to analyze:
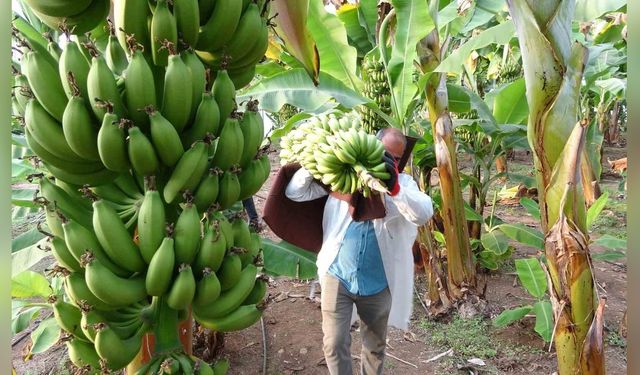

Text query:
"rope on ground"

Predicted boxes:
[[260, 316, 267, 375], [386, 352, 418, 368]]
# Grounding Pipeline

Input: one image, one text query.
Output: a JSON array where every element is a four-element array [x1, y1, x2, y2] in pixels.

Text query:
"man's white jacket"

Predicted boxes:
[[285, 168, 434, 330]]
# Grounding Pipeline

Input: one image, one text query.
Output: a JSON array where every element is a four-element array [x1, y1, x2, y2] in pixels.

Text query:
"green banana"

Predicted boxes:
[[39, 177, 92, 228], [181, 49, 207, 122], [58, 41, 90, 101], [150, 0, 177, 67], [24, 99, 84, 161], [228, 65, 256, 90], [94, 322, 146, 370], [181, 93, 220, 147], [22, 49, 67, 121], [31, 0, 110, 35], [237, 158, 267, 201], [174, 201, 201, 264], [212, 211, 234, 247], [50, 236, 82, 273], [167, 264, 197, 310], [137, 179, 167, 263], [193, 168, 221, 212], [43, 162, 118, 187], [22, 0, 93, 17], [161, 51, 193, 132], [197, 303, 263, 332], [216, 170, 240, 210], [13, 73, 31, 112], [146, 236, 175, 296], [193, 268, 221, 306], [113, 0, 151, 54], [217, 252, 242, 291], [163, 140, 208, 203], [224, 4, 262, 61], [114, 172, 145, 200], [147, 107, 185, 167], [211, 70, 236, 124], [238, 104, 264, 167], [237, 228, 260, 268], [92, 199, 146, 272], [196, 0, 242, 52], [61, 215, 130, 278], [193, 263, 257, 319], [50, 295, 90, 341], [232, 218, 252, 250], [64, 272, 115, 311], [83, 253, 147, 307], [124, 48, 156, 129], [80, 306, 106, 342], [46, 35, 62, 62], [242, 277, 268, 305], [212, 118, 243, 170], [174, 0, 199, 47], [105, 27, 129, 76], [97, 113, 131, 172], [61, 76, 101, 161], [66, 337, 101, 370], [87, 54, 127, 119], [128, 125, 160, 176], [198, 0, 215, 25], [228, 18, 269, 71], [54, 180, 92, 212], [193, 221, 226, 274]]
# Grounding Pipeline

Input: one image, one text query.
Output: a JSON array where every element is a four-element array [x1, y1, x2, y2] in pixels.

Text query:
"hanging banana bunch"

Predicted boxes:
[[358, 53, 392, 134], [12, 0, 274, 373]]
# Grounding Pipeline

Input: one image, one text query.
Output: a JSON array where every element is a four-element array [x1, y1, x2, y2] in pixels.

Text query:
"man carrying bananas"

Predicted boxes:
[[285, 128, 433, 375]]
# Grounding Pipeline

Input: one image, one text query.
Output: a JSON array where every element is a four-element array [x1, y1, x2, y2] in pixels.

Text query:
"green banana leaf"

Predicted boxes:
[[261, 238, 318, 280], [461, 0, 507, 34], [336, 4, 374, 57], [386, 0, 434, 122], [238, 68, 369, 113], [307, 0, 361, 91], [436, 21, 515, 75], [490, 78, 529, 125], [574, 0, 626, 21], [533, 300, 554, 342], [358, 0, 378, 46], [493, 305, 533, 327], [271, 0, 319, 83], [515, 258, 548, 299]]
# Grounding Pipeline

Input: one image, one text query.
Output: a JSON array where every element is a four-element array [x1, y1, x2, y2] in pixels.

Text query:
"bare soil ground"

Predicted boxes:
[[12, 143, 627, 374]]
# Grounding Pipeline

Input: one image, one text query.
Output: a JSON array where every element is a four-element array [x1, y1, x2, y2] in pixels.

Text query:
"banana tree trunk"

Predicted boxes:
[[507, 1, 604, 374], [417, 17, 477, 303]]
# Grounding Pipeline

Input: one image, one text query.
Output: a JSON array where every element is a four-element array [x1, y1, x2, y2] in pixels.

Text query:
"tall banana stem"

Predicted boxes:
[[506, 1, 604, 373], [418, 22, 476, 300]]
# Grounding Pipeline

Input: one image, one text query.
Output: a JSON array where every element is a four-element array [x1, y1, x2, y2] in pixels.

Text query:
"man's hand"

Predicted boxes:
[[382, 152, 400, 195]]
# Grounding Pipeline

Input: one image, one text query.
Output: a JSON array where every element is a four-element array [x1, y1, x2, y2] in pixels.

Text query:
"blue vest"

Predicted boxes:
[[328, 220, 388, 296]]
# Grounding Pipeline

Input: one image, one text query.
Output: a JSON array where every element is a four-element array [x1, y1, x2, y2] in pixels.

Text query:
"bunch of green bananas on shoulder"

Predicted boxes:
[[280, 112, 390, 197]]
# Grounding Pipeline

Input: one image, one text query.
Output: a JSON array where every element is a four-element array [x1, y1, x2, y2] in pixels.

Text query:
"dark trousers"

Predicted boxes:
[[242, 197, 258, 221]]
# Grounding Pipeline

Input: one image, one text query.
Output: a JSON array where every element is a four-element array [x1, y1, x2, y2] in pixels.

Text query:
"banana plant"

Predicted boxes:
[[506, 0, 605, 373]]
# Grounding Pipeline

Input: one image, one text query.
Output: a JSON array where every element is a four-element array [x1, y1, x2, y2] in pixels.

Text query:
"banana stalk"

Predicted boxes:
[[507, 1, 603, 373], [416, 8, 477, 301]]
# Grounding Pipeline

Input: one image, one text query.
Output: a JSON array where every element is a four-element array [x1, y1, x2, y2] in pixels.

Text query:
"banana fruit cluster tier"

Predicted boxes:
[[13, 0, 272, 373], [280, 113, 391, 198]]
